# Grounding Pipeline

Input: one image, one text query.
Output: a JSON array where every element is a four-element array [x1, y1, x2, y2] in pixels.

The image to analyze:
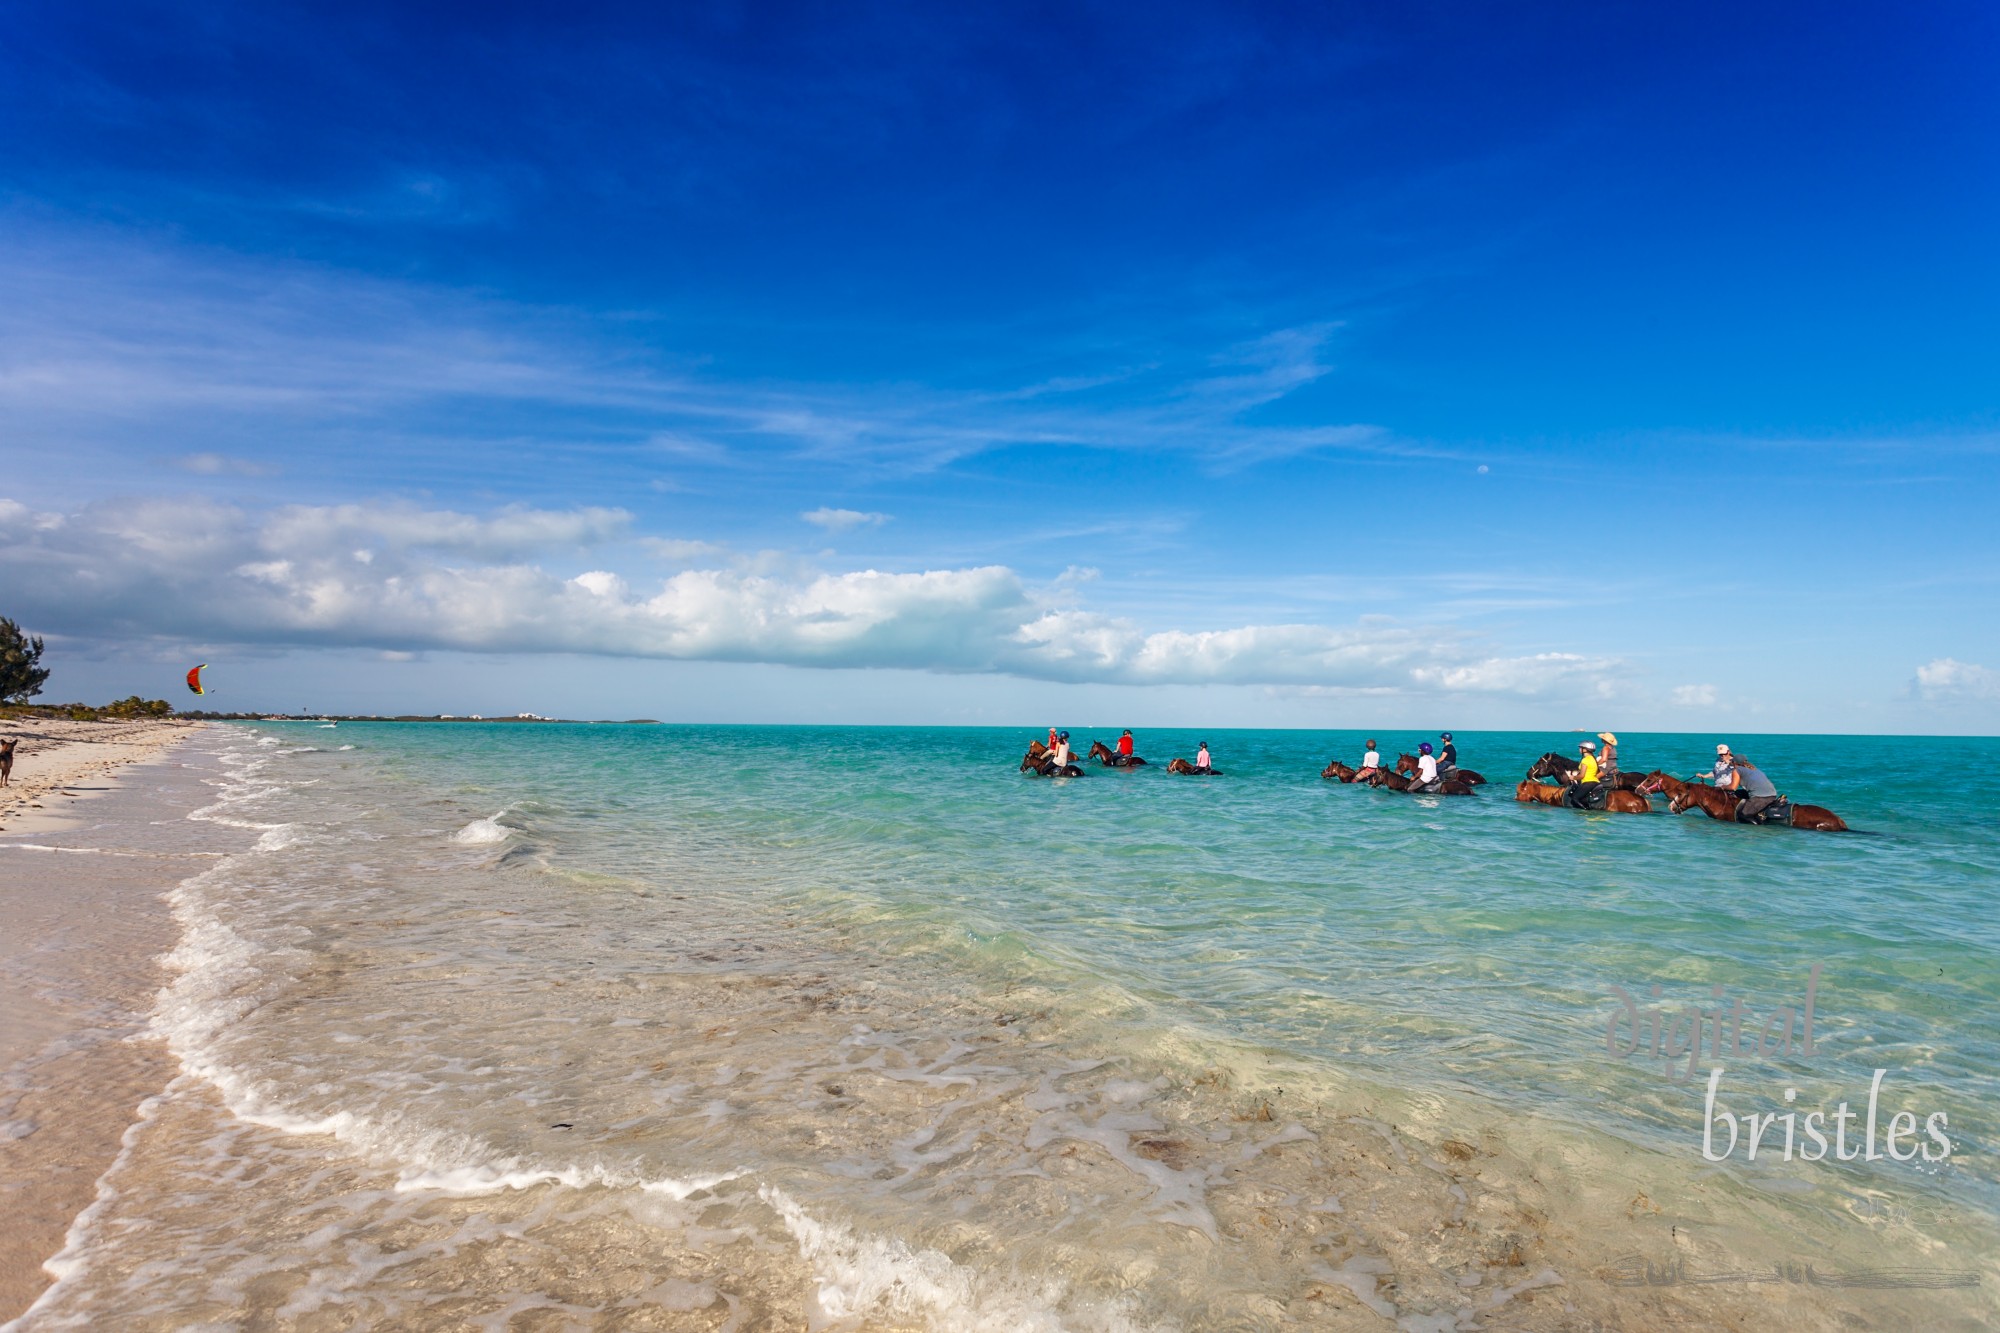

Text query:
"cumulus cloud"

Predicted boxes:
[[1671, 683, 1719, 707], [0, 496, 1627, 697], [1911, 658, 2000, 703], [802, 507, 890, 533]]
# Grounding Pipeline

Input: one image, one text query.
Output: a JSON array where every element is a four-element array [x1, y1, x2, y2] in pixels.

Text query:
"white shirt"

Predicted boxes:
[[1361, 750, 1380, 769], [1416, 754, 1439, 782], [1050, 743, 1071, 766]]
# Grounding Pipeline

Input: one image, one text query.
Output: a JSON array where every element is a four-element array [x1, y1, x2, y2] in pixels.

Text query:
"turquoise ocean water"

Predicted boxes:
[[17, 721, 1996, 1329], [348, 722, 2000, 1194]]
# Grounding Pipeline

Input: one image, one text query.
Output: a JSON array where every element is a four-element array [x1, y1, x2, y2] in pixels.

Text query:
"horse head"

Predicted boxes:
[[1514, 780, 1537, 802], [1524, 753, 1574, 782], [1088, 741, 1113, 762], [1394, 753, 1419, 775], [1667, 788, 1694, 814]]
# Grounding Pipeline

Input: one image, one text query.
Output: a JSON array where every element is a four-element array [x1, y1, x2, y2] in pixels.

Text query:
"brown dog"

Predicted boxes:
[[1, 738, 14, 787]]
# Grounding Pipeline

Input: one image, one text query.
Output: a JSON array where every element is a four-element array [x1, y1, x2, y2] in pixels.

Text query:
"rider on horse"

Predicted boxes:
[[1699, 745, 1782, 823], [1117, 729, 1135, 760], [1410, 742, 1441, 792], [1360, 739, 1382, 772], [1438, 733, 1458, 774], [1564, 740, 1607, 809]]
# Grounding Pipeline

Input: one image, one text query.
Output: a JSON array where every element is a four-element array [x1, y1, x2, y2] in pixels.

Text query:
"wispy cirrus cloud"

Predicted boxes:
[[0, 495, 1624, 697], [0, 227, 1402, 483], [803, 507, 890, 532]]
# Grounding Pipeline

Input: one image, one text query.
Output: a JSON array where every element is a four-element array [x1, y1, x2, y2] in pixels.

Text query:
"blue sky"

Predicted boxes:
[[3, 1, 1997, 730]]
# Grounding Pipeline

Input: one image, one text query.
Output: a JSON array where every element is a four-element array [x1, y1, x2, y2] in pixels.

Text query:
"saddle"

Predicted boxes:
[[1735, 797, 1792, 826], [1562, 783, 1609, 811]]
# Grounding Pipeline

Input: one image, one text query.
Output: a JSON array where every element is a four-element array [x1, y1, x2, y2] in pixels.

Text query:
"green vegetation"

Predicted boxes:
[[0, 617, 50, 703]]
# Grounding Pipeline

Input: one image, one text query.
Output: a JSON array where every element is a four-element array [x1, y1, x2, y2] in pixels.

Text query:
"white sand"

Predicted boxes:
[[0, 717, 206, 1320], [0, 717, 195, 835]]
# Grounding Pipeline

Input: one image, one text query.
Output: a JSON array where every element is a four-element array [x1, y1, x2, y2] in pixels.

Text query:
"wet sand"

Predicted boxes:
[[0, 720, 206, 1322]]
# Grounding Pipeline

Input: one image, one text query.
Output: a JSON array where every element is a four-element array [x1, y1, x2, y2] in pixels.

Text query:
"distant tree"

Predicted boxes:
[[0, 617, 50, 703]]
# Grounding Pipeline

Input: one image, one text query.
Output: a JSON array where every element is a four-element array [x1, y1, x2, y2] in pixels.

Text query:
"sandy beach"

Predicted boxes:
[[0, 718, 205, 1322]]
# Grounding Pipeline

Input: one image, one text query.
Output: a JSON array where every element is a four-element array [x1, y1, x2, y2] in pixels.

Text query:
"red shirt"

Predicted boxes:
[[1117, 734, 1134, 755]]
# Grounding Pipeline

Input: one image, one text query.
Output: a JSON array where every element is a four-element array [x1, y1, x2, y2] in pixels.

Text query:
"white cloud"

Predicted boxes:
[[1671, 683, 1719, 707], [640, 537, 726, 561], [0, 495, 1628, 700], [802, 507, 890, 533], [0, 229, 1410, 481], [174, 452, 275, 477], [1911, 658, 2000, 703]]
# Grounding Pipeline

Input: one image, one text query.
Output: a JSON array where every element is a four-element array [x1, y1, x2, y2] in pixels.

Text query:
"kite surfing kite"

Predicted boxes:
[[186, 664, 208, 696]]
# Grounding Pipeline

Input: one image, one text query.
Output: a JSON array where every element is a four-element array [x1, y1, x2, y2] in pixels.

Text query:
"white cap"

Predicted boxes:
[[1716, 743, 1731, 754]]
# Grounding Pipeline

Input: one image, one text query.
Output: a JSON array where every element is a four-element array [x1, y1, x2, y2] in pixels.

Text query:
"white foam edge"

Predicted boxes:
[[1, 1078, 186, 1332], [452, 810, 512, 844], [758, 1184, 1163, 1333]]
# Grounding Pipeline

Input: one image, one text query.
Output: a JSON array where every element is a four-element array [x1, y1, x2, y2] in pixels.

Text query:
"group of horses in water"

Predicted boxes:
[[1020, 738, 1219, 777], [1021, 737, 1849, 832]]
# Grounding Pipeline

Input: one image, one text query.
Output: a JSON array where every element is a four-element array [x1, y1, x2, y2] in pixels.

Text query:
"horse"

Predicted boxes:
[[1354, 766, 1407, 790], [1526, 752, 1645, 790], [1166, 758, 1223, 776], [1321, 760, 1358, 782], [1089, 740, 1147, 767], [1020, 741, 1082, 777], [1515, 778, 1650, 814], [1393, 753, 1486, 785], [1665, 782, 1847, 831], [0, 738, 13, 787]]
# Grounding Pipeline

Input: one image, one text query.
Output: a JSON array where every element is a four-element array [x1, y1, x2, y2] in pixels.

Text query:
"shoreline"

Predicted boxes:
[[0, 720, 209, 1323], [5, 723, 1993, 1327]]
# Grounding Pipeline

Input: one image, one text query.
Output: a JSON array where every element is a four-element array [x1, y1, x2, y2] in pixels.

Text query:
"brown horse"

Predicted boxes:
[[1525, 752, 1646, 791], [1515, 779, 1650, 814], [1088, 740, 1147, 767], [1321, 760, 1358, 782], [1166, 758, 1223, 775], [1665, 782, 1847, 831], [1393, 753, 1486, 785], [1020, 740, 1082, 776]]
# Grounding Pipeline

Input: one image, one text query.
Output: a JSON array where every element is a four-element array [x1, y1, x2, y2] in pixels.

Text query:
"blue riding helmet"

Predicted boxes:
[[1419, 742, 1433, 754], [1441, 732, 1453, 741], [1058, 731, 1070, 741]]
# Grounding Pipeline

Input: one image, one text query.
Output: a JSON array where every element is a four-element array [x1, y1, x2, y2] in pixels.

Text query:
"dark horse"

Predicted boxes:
[[1664, 780, 1847, 832], [1393, 753, 1486, 785], [1321, 759, 1358, 782], [1089, 740, 1148, 767], [1525, 752, 1646, 791], [1166, 758, 1223, 776], [1515, 778, 1650, 814], [1020, 741, 1082, 777], [1362, 766, 1475, 796]]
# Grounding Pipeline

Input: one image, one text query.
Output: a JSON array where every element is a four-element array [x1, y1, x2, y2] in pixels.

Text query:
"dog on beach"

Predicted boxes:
[[0, 738, 14, 787]]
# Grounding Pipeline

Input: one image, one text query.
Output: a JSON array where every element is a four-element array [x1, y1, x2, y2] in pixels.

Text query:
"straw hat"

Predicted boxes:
[[1598, 732, 1618, 745]]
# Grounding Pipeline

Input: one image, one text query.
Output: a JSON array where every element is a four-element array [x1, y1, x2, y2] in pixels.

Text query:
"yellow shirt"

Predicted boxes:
[[1577, 753, 1600, 783]]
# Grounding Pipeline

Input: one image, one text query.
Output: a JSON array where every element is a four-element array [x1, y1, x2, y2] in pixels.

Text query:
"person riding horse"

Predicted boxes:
[[1438, 732, 1457, 774], [1563, 740, 1608, 810], [1409, 742, 1441, 792], [1698, 745, 1782, 823]]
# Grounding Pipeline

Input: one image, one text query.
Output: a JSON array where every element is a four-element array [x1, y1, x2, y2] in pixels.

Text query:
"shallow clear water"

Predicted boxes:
[[15, 723, 1998, 1329]]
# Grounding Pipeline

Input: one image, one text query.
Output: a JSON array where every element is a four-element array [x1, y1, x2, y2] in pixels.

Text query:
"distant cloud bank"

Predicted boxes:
[[0, 495, 1622, 699], [1912, 657, 2000, 703]]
